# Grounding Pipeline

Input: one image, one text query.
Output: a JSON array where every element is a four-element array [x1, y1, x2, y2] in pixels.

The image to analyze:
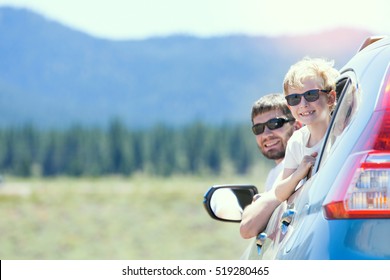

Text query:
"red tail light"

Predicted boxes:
[[323, 66, 390, 219]]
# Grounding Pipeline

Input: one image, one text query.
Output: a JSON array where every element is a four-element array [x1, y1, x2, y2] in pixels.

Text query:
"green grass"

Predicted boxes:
[[0, 173, 266, 260]]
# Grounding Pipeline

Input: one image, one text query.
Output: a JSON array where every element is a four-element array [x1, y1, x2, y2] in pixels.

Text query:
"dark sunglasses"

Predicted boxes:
[[252, 117, 295, 135], [285, 89, 330, 106]]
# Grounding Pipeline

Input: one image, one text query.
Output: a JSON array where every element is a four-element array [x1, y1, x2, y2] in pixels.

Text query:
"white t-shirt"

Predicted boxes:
[[284, 126, 324, 170], [264, 160, 284, 192]]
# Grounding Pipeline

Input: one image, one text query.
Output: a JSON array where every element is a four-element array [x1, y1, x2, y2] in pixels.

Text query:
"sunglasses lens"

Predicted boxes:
[[267, 119, 285, 130], [286, 94, 301, 106], [305, 90, 320, 102], [252, 124, 265, 135]]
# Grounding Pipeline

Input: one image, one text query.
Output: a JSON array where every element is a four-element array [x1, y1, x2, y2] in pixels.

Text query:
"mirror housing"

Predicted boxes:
[[203, 184, 258, 223]]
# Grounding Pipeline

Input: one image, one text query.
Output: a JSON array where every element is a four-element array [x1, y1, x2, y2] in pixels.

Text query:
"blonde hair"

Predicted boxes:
[[283, 57, 340, 95]]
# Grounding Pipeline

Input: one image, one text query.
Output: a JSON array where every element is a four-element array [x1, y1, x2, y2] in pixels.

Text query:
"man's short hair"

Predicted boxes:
[[251, 93, 293, 123]]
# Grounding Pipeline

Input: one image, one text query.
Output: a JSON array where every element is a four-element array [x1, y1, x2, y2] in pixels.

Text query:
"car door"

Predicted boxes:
[[241, 182, 307, 259]]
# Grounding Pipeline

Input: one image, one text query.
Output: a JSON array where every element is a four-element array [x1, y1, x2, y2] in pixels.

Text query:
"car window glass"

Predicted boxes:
[[318, 77, 361, 168]]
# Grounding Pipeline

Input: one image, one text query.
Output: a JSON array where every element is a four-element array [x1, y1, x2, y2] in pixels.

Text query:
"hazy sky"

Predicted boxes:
[[0, 0, 389, 39]]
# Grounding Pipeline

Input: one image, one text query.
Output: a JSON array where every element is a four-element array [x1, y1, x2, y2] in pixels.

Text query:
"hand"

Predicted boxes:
[[294, 152, 318, 180]]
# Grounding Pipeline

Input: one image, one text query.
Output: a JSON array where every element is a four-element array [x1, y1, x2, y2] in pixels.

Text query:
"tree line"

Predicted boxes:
[[0, 120, 269, 177]]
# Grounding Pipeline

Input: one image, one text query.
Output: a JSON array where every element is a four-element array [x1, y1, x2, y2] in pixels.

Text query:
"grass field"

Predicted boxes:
[[0, 173, 267, 260]]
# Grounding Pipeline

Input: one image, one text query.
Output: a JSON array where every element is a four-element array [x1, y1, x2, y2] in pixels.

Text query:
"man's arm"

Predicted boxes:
[[239, 190, 281, 239]]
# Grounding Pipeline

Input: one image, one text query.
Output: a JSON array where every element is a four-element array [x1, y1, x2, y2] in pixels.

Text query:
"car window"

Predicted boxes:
[[317, 75, 361, 169]]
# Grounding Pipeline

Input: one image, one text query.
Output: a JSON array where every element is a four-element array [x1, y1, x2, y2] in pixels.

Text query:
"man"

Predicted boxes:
[[240, 93, 301, 239]]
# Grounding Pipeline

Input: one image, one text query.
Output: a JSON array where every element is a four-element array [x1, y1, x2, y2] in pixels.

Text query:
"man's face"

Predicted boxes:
[[252, 109, 295, 162]]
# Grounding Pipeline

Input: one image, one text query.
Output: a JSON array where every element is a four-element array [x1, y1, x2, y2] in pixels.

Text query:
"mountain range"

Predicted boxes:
[[0, 7, 374, 128]]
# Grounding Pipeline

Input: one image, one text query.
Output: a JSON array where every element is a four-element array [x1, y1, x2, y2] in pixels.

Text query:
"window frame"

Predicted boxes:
[[314, 70, 360, 173]]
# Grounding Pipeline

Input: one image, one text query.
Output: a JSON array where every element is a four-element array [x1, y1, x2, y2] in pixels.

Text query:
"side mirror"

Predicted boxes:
[[203, 184, 258, 223]]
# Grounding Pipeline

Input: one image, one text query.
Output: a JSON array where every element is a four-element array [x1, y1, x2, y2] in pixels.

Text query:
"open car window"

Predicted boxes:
[[317, 73, 361, 169]]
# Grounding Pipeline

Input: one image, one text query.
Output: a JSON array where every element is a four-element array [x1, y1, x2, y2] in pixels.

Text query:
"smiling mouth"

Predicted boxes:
[[300, 110, 315, 117], [264, 140, 279, 148]]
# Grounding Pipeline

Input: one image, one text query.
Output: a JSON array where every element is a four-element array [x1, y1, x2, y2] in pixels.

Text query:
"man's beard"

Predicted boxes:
[[261, 149, 285, 161]]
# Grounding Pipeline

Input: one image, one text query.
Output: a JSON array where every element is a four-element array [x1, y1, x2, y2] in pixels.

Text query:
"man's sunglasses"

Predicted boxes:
[[285, 89, 330, 106], [252, 117, 295, 135]]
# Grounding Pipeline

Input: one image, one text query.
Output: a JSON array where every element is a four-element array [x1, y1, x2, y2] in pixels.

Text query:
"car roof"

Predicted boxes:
[[358, 35, 390, 52]]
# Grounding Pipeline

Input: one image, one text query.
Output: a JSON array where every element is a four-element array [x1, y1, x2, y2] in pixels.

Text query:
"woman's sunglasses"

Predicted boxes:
[[252, 117, 295, 135], [285, 89, 330, 106]]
